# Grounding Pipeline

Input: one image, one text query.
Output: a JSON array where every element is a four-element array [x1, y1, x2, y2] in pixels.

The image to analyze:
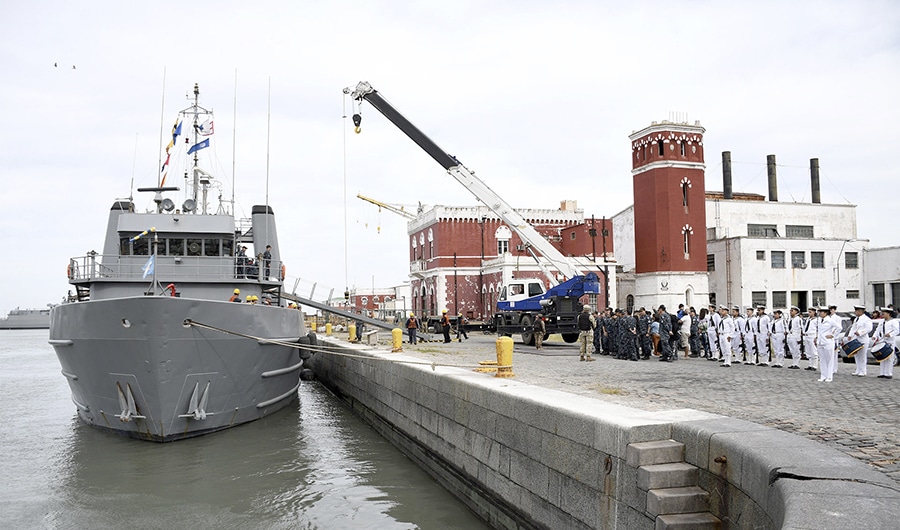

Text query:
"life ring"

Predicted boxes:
[[281, 264, 286, 280], [66, 263, 74, 280]]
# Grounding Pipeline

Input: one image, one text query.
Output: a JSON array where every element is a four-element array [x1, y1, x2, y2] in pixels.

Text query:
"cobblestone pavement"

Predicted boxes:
[[353, 332, 900, 486]]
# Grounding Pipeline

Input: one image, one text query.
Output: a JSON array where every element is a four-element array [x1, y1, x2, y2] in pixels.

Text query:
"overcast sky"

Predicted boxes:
[[1, 1, 898, 316]]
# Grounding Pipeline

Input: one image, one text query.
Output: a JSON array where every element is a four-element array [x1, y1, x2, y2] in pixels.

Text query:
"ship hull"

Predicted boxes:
[[49, 296, 306, 442]]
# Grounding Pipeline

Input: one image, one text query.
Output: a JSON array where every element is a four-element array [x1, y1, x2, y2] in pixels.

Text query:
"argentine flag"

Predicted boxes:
[[142, 255, 155, 279]]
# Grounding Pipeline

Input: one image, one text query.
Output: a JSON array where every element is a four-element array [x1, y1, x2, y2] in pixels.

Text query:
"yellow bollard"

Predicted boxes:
[[495, 336, 514, 378], [325, 323, 332, 336], [310, 320, 317, 332], [349, 323, 357, 342], [391, 328, 403, 352]]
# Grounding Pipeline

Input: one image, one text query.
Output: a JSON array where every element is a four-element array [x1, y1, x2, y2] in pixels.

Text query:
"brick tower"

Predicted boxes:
[[628, 118, 709, 310]]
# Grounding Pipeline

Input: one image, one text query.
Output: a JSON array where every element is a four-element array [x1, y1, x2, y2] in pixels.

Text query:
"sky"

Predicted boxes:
[[1, 1, 898, 316]]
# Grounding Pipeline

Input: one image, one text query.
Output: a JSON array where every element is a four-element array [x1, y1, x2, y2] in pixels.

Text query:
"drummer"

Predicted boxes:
[[873, 307, 897, 380], [848, 305, 873, 377]]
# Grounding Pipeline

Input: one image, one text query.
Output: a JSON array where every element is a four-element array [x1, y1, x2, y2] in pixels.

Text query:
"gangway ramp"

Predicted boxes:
[[282, 279, 436, 340]]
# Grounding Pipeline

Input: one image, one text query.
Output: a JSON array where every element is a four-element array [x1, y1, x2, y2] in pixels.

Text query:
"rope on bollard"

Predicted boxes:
[[184, 319, 511, 372]]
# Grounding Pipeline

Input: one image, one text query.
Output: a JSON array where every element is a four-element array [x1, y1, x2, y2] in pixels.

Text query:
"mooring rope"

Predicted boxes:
[[184, 319, 511, 371]]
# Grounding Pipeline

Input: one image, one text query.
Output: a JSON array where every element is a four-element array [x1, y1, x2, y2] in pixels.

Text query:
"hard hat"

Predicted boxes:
[[246, 295, 252, 301], [234, 288, 240, 294], [251, 295, 259, 301], [442, 309, 448, 313]]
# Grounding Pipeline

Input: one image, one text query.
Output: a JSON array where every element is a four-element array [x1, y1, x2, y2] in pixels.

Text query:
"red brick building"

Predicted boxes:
[[622, 118, 710, 310], [407, 201, 616, 320]]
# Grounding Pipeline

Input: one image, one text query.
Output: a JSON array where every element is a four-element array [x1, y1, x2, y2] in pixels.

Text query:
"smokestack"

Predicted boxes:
[[767, 154, 778, 202], [810, 158, 821, 204], [722, 151, 733, 199]]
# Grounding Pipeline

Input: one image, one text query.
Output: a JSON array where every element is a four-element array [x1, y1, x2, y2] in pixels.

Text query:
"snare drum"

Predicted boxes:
[[841, 338, 864, 358], [871, 341, 895, 362]]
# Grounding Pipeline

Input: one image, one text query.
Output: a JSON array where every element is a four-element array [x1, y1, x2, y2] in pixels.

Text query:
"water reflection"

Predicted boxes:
[[2, 330, 487, 529]]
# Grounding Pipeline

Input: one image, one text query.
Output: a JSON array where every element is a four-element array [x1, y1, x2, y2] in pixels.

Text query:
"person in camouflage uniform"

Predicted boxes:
[[657, 305, 674, 362], [637, 307, 652, 360], [621, 308, 640, 361]]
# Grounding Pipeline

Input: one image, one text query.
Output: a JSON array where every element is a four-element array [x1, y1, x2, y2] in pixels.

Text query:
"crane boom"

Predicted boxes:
[[357, 193, 417, 220], [348, 81, 582, 283]]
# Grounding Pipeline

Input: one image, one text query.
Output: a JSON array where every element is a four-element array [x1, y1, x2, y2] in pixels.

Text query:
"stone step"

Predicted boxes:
[[655, 512, 722, 530], [647, 486, 710, 516], [626, 439, 685, 467], [638, 462, 699, 490]]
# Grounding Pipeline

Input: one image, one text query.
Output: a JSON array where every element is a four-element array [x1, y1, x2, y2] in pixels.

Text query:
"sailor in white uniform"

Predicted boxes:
[[817, 306, 840, 382], [802, 307, 819, 371], [873, 307, 897, 379], [754, 306, 771, 366], [744, 307, 758, 364], [828, 305, 842, 376], [732, 306, 745, 363], [848, 305, 873, 377], [717, 306, 735, 367], [786, 306, 803, 369], [770, 309, 787, 367], [706, 304, 720, 361]]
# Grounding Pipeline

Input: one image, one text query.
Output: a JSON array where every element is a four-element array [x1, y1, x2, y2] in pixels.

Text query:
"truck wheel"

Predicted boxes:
[[561, 333, 579, 343], [521, 315, 535, 346]]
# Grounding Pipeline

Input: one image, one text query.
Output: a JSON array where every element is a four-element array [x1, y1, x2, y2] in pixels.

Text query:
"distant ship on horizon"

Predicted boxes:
[[0, 307, 52, 330]]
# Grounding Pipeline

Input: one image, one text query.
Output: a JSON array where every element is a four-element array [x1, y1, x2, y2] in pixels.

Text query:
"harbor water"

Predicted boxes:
[[0, 330, 489, 529]]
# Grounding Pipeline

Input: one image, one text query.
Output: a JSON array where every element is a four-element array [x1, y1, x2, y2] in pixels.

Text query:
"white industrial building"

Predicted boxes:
[[704, 194, 867, 311], [863, 247, 900, 309]]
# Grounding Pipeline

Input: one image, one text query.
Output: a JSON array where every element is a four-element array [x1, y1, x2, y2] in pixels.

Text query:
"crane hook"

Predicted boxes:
[[352, 113, 362, 134]]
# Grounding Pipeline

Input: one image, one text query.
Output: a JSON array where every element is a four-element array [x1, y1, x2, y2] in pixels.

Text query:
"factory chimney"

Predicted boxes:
[[766, 154, 778, 202], [810, 158, 821, 204], [722, 151, 733, 199]]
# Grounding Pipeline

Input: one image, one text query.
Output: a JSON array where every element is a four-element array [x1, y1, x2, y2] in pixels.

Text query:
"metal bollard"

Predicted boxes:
[[391, 328, 403, 352], [495, 336, 515, 378], [325, 323, 332, 336], [310, 320, 317, 332], [349, 324, 357, 342]]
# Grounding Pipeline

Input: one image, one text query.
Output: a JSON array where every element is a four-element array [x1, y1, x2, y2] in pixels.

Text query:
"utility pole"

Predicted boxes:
[[453, 252, 458, 316], [602, 217, 610, 309]]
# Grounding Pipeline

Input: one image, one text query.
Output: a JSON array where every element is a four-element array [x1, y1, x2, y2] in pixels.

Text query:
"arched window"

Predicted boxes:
[[626, 294, 634, 313], [495, 225, 512, 255], [680, 177, 691, 209], [682, 224, 693, 259]]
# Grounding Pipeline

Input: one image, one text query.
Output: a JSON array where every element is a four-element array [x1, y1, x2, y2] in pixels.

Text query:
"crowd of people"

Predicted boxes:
[[574, 303, 897, 381]]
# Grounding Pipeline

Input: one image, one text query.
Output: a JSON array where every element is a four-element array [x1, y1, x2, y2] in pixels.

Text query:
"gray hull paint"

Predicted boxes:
[[50, 296, 305, 442]]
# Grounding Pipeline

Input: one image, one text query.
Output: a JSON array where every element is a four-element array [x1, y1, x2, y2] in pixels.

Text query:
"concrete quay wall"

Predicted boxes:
[[308, 337, 900, 529]]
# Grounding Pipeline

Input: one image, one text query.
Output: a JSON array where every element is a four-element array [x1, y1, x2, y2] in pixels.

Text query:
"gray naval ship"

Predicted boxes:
[[0, 307, 52, 329], [49, 85, 313, 442]]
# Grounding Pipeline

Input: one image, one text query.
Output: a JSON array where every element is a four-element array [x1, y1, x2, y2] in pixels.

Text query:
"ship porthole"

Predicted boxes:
[[122, 319, 131, 328]]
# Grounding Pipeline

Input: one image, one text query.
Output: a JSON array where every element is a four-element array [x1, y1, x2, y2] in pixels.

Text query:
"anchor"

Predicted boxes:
[[115, 382, 146, 421], [179, 381, 213, 420]]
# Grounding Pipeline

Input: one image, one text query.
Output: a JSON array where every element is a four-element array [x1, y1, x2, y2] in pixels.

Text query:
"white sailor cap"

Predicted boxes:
[[790, 306, 800, 312], [853, 305, 866, 311], [817, 306, 830, 312]]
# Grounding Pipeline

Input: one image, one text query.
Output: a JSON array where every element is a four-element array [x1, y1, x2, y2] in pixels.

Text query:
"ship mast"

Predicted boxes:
[[181, 83, 214, 215]]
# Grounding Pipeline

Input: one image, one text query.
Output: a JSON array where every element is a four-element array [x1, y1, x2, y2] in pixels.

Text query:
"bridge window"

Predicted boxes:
[[204, 239, 220, 256], [169, 238, 185, 256], [187, 239, 202, 256]]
